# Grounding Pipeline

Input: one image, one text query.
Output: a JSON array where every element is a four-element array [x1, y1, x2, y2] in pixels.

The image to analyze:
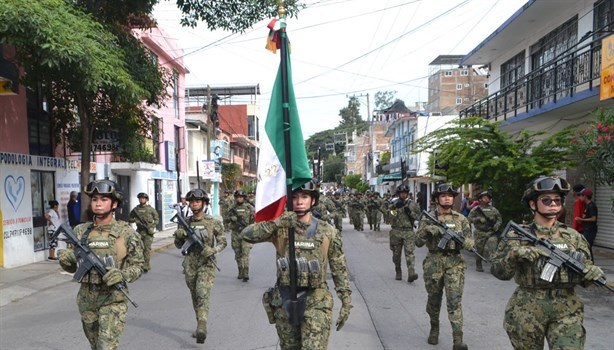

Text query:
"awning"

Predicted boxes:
[[378, 172, 402, 184]]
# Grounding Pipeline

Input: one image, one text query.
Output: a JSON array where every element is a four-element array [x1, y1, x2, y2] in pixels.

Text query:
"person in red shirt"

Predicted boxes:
[[571, 184, 585, 233]]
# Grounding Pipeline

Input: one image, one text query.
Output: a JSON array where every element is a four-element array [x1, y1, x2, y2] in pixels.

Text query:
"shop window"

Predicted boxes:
[[31, 170, 55, 251]]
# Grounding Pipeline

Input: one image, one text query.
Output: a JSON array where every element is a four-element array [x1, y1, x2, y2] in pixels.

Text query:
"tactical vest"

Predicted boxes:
[[188, 216, 215, 249], [424, 212, 464, 251], [79, 222, 128, 284], [273, 218, 330, 289], [516, 226, 584, 289]]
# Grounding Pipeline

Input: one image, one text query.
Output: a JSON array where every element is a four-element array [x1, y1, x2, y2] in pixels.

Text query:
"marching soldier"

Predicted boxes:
[[128, 193, 159, 273], [330, 191, 346, 232], [227, 190, 255, 281], [349, 192, 366, 231], [388, 186, 421, 282], [491, 176, 606, 350], [467, 190, 502, 271], [416, 184, 474, 350], [173, 189, 227, 344], [58, 179, 143, 350], [242, 180, 352, 349]]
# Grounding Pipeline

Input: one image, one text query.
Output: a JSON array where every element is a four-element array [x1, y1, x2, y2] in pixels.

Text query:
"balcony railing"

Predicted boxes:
[[460, 39, 602, 120]]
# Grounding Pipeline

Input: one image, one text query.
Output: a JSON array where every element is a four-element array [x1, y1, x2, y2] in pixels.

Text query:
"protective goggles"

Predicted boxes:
[[84, 180, 116, 195], [436, 184, 456, 193], [531, 177, 570, 192], [186, 189, 208, 200]]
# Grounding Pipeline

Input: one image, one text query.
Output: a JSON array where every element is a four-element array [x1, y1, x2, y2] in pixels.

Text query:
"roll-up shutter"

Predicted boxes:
[[594, 184, 614, 249]]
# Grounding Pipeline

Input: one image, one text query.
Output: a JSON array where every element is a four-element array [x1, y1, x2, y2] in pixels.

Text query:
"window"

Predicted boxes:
[[455, 98, 463, 104], [530, 16, 578, 70], [27, 84, 52, 156], [172, 70, 179, 119], [31, 171, 55, 251], [461, 69, 469, 76], [500, 51, 526, 88], [484, 83, 488, 88], [444, 71, 453, 76], [247, 115, 258, 141], [594, 0, 614, 36], [456, 84, 463, 90]]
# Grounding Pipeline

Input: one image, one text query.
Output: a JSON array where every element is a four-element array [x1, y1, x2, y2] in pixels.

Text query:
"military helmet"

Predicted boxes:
[[137, 192, 149, 199], [521, 176, 570, 207], [234, 190, 247, 198], [84, 179, 123, 202], [186, 188, 208, 201], [477, 190, 492, 199], [396, 185, 410, 194], [432, 183, 459, 198], [293, 180, 320, 206]]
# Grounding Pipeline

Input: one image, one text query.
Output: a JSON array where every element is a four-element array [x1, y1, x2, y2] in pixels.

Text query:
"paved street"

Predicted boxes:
[[1, 218, 613, 349]]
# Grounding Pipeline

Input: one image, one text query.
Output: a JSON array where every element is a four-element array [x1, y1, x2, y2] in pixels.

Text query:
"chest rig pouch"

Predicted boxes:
[[276, 217, 328, 289], [534, 229, 585, 287], [79, 224, 125, 284]]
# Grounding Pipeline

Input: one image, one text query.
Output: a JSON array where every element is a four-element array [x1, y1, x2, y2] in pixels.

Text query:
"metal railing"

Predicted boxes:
[[460, 39, 602, 120]]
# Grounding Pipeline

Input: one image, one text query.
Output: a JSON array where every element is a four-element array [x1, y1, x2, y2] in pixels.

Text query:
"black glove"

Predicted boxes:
[[395, 199, 405, 208]]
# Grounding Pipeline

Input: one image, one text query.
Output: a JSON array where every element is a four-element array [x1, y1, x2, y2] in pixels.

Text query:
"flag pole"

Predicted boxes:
[[277, 0, 301, 326]]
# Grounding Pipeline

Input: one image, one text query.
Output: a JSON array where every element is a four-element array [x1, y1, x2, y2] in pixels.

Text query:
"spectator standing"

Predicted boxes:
[[571, 184, 586, 233], [67, 191, 79, 227], [460, 191, 470, 217], [174, 195, 192, 217], [575, 188, 598, 261], [45, 200, 62, 260]]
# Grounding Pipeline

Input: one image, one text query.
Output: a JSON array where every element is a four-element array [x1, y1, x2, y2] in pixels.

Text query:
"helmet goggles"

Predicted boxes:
[[186, 189, 208, 201], [84, 179, 116, 196], [531, 177, 570, 193], [436, 184, 455, 193]]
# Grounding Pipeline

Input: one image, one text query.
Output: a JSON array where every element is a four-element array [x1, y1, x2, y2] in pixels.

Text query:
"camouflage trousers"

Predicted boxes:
[[77, 284, 129, 350], [367, 210, 380, 229], [332, 214, 343, 232], [183, 254, 217, 326], [351, 211, 364, 230], [231, 231, 252, 278], [422, 252, 466, 335], [139, 230, 154, 271], [504, 287, 585, 350], [389, 228, 416, 274], [272, 287, 334, 350]]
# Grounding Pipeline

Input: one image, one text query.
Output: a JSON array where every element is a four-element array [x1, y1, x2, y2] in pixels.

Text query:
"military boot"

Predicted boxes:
[[476, 259, 483, 272], [237, 266, 242, 279], [407, 271, 418, 283], [427, 322, 439, 345], [242, 266, 249, 282], [453, 332, 468, 350], [395, 266, 402, 280], [196, 320, 207, 344]]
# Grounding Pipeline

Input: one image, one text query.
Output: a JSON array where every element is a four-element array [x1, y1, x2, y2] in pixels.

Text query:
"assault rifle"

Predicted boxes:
[[230, 207, 247, 231], [475, 206, 497, 231], [49, 224, 138, 307], [131, 209, 154, 235], [501, 221, 614, 293], [420, 210, 488, 262], [171, 211, 220, 271]]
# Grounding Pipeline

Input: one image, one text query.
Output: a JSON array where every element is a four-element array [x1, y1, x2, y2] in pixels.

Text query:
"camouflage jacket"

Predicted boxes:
[[416, 210, 471, 251], [173, 214, 227, 263], [128, 204, 159, 235], [467, 204, 502, 233], [227, 202, 255, 232], [389, 199, 421, 229]]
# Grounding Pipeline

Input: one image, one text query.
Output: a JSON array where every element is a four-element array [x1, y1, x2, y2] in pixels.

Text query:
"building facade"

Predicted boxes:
[[459, 0, 614, 248]]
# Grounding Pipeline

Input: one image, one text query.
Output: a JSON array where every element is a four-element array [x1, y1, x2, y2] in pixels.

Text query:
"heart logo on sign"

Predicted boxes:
[[4, 175, 26, 211]]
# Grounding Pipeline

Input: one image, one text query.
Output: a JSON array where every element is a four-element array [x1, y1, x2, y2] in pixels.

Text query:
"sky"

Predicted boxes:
[[153, 0, 528, 138]]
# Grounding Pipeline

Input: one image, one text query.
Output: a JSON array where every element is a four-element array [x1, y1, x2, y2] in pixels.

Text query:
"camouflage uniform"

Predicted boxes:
[[242, 216, 352, 350], [60, 220, 144, 350], [348, 195, 366, 231], [174, 214, 226, 343], [312, 196, 334, 223], [381, 195, 392, 224], [128, 204, 159, 271], [365, 195, 379, 231], [227, 200, 255, 280], [491, 221, 595, 350], [416, 210, 471, 348], [467, 204, 502, 271], [389, 198, 421, 281], [330, 194, 346, 232]]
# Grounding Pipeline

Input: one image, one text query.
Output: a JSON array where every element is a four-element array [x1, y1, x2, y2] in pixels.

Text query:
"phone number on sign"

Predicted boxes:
[[92, 143, 120, 152]]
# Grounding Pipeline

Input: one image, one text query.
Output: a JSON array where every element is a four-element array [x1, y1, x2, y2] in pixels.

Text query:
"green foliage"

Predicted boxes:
[[343, 174, 368, 192], [380, 151, 390, 165], [413, 117, 575, 222], [221, 163, 242, 191], [339, 96, 363, 126], [374, 90, 396, 112], [176, 0, 303, 32], [322, 155, 345, 183]]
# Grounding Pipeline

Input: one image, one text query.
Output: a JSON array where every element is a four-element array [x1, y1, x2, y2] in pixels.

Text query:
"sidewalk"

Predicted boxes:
[[1, 231, 613, 308], [0, 228, 176, 308]]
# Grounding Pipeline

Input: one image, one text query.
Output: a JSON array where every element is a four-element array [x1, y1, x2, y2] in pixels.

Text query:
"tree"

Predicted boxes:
[[569, 108, 614, 210], [339, 96, 363, 126], [413, 117, 575, 221], [322, 155, 345, 183], [176, 0, 303, 32], [343, 174, 368, 192], [221, 163, 242, 191], [374, 90, 396, 112]]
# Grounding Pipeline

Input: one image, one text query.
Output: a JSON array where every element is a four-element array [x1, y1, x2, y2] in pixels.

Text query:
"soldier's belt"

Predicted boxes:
[[519, 287, 575, 298], [428, 250, 460, 256]]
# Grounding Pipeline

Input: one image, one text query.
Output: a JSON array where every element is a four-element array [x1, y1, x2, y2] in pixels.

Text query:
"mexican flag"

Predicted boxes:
[[255, 35, 311, 222]]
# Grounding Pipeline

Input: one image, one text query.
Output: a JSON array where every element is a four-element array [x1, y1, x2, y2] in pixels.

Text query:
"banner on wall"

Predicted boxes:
[[1, 165, 34, 268]]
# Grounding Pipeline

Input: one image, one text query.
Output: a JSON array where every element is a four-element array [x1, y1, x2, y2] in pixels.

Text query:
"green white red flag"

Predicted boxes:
[[255, 22, 311, 222]]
